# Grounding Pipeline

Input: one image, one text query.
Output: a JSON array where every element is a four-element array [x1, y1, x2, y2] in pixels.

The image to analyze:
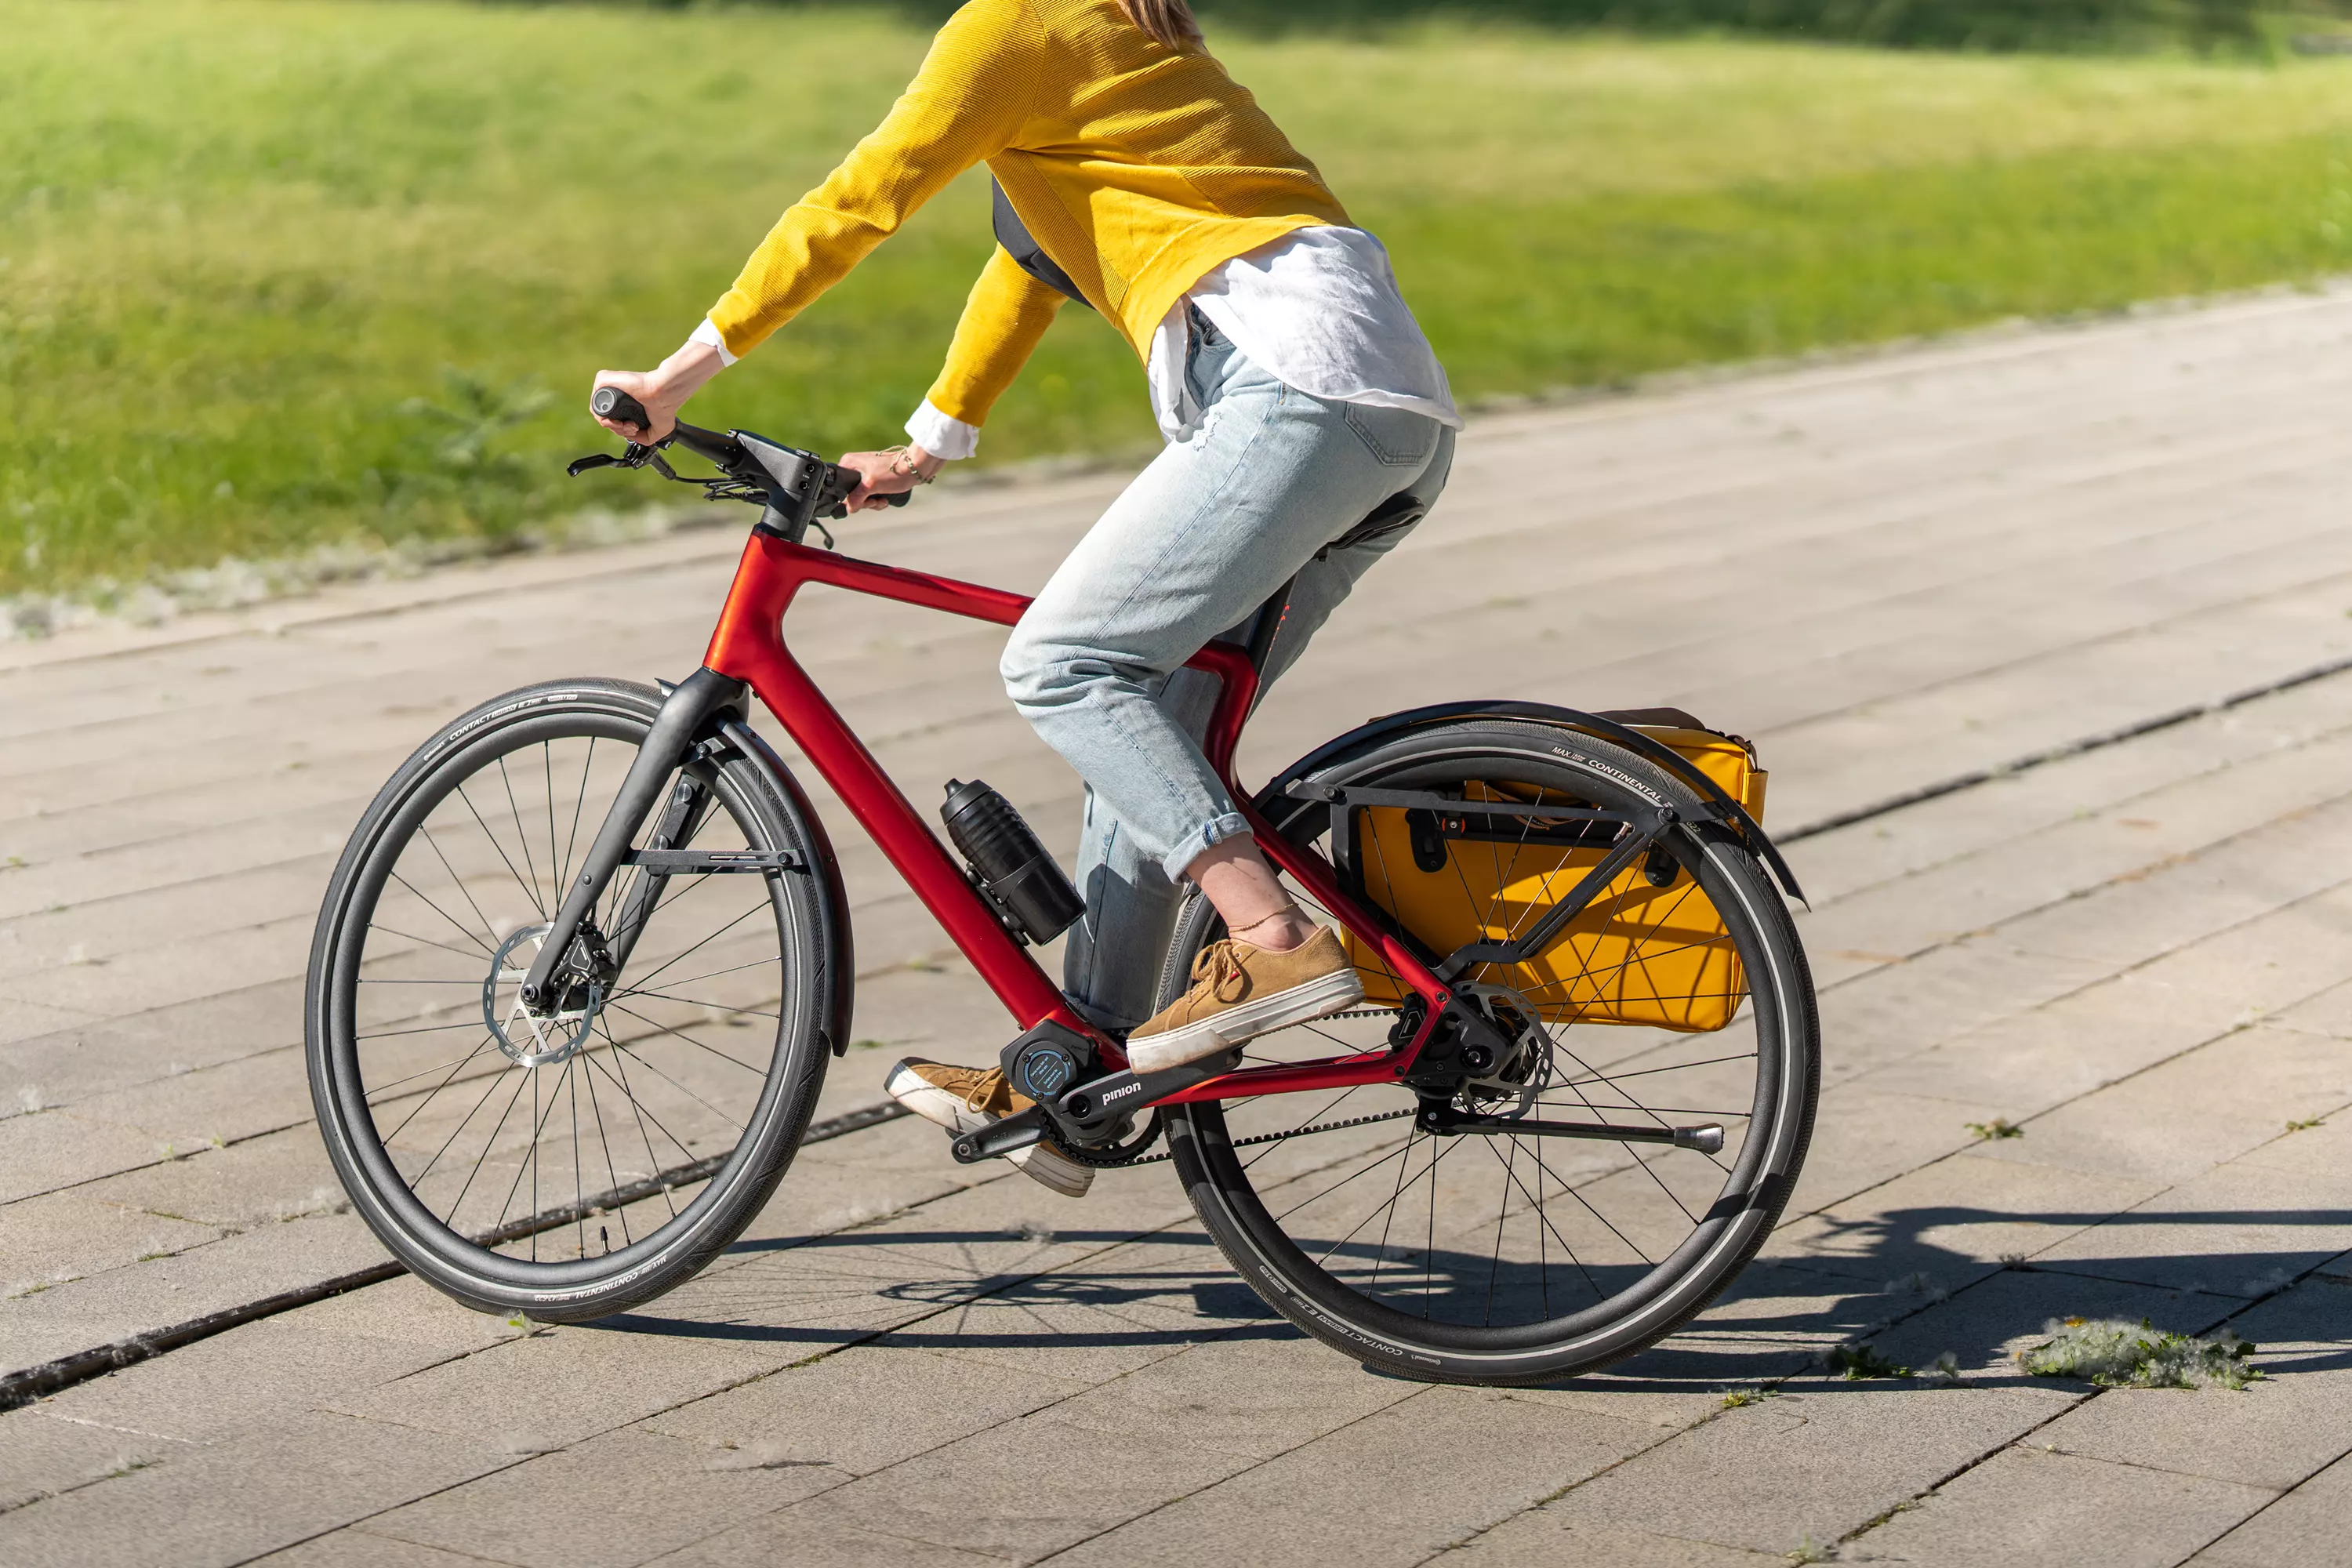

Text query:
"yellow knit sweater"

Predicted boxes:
[[704, 0, 1349, 430]]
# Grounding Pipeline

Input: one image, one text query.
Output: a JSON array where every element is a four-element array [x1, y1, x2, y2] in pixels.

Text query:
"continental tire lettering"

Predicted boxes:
[[1548, 746, 1666, 806]]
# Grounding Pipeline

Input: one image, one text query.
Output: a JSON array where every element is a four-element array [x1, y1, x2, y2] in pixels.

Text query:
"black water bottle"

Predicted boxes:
[[941, 779, 1086, 944]]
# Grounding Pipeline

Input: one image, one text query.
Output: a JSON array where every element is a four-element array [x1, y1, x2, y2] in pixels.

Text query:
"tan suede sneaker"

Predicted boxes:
[[1126, 926, 1363, 1073], [883, 1058, 1093, 1198]]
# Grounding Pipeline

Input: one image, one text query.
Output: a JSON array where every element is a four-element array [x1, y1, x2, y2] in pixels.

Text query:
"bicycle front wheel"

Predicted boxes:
[[306, 678, 844, 1322], [1163, 719, 1817, 1385]]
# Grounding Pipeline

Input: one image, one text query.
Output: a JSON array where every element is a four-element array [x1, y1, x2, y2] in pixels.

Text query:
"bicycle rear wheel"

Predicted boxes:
[[1163, 719, 1817, 1384], [305, 678, 844, 1321]]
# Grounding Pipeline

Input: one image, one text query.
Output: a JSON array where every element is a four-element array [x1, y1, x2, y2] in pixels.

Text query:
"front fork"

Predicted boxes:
[[517, 668, 746, 1010]]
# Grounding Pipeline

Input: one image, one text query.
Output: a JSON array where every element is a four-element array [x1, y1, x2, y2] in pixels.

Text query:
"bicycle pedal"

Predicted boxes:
[[950, 1105, 1046, 1164]]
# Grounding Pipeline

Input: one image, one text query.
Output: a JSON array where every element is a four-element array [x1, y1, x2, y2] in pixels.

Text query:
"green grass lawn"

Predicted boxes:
[[8, 0, 2352, 599]]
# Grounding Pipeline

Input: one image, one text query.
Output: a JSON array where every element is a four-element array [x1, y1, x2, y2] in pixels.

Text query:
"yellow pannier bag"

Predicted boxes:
[[1343, 720, 1767, 1034]]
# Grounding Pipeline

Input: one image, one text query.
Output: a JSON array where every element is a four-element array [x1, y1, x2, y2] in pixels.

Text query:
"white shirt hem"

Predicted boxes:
[[687, 318, 737, 368], [905, 400, 981, 460]]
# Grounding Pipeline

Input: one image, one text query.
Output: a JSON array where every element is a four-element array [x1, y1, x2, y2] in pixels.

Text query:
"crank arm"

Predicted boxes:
[[1417, 1105, 1724, 1153], [1054, 1048, 1243, 1143], [950, 1106, 1046, 1163]]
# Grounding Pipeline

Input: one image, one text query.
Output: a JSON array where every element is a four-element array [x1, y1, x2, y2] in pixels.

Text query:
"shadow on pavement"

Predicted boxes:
[[581, 1206, 2352, 1389]]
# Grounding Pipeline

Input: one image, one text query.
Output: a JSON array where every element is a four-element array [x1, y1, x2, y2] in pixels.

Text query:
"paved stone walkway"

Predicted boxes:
[[5, 288, 2352, 1565]]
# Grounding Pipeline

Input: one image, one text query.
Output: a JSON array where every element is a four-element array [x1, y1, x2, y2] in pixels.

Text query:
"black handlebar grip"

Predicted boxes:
[[591, 386, 652, 430]]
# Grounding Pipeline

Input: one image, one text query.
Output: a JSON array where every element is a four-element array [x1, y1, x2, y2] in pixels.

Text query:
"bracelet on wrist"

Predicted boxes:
[[884, 445, 935, 485]]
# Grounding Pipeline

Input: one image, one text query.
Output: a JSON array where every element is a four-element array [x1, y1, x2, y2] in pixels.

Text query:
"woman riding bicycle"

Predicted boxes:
[[593, 0, 1459, 1198]]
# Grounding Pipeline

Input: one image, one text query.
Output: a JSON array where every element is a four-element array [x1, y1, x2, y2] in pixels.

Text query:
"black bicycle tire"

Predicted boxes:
[[304, 678, 842, 1322], [1163, 719, 1819, 1385]]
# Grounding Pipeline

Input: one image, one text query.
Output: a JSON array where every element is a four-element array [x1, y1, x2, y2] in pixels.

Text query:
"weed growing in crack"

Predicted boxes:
[[1824, 1341, 1911, 1381], [1965, 1118, 2024, 1142], [1927, 1350, 1962, 1384], [1722, 1385, 1778, 1409], [2285, 1117, 2326, 1133], [2020, 1318, 2260, 1390]]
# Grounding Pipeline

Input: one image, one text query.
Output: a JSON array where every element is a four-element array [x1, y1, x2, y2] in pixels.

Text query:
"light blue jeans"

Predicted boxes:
[[1000, 312, 1455, 1030]]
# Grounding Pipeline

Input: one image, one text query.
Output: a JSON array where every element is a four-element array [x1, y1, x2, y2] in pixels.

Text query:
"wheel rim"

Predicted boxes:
[[1180, 741, 1799, 1352], [325, 713, 804, 1285]]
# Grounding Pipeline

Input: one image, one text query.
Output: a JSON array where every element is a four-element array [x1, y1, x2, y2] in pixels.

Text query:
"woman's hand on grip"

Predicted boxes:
[[590, 339, 728, 445], [838, 445, 944, 512]]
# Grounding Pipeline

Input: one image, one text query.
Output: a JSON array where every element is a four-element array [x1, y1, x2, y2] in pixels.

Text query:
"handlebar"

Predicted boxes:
[[577, 387, 910, 534], [590, 385, 652, 429]]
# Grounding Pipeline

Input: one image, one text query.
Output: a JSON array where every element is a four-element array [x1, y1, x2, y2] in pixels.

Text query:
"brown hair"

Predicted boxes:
[[1117, 0, 1203, 49]]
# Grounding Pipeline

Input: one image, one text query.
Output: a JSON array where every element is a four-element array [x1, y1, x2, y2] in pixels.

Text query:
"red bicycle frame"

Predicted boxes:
[[701, 528, 1452, 1105]]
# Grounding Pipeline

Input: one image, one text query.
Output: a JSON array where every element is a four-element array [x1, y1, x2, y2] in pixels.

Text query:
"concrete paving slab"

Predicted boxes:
[[319, 1313, 792, 1452], [251, 1529, 524, 1566], [1967, 1019, 2352, 1190], [1043, 1326, 1423, 1462], [28, 1276, 521, 1444], [0, 1409, 521, 1568], [0, 1191, 219, 1301], [1537, 1380, 2074, 1558], [0, 1408, 194, 1515], [0, 1209, 389, 1378], [636, 1508, 1010, 1567], [642, 1344, 1093, 1478], [1774, 1150, 2162, 1290], [2184, 1451, 2352, 1566], [2036, 1156, 2352, 1299], [1050, 1385, 1663, 1568], [1447, 1514, 1788, 1566], [1847, 1443, 2270, 1566], [0, 1109, 172, 1207], [787, 1410, 1256, 1566], [0, 978, 305, 1106], [367, 1425, 836, 1568], [76, 1125, 346, 1230]]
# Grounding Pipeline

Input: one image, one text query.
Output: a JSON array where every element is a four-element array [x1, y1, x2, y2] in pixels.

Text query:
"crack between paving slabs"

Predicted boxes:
[[0, 1098, 913, 1411], [1780, 648, 2352, 845]]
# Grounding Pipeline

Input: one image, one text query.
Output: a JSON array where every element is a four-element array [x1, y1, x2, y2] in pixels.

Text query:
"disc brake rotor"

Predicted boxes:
[[483, 923, 600, 1067], [1457, 982, 1555, 1117]]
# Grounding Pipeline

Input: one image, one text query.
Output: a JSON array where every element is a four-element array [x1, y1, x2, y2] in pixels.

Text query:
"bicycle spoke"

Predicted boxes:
[[579, 1047, 632, 1249], [438, 1065, 532, 1229], [383, 878, 497, 958], [603, 1000, 768, 1080], [417, 823, 505, 949]]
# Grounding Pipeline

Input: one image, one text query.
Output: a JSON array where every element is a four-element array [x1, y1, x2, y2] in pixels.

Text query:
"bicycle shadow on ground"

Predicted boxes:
[[1586, 1201, 2352, 1394], [588, 1207, 2352, 1389]]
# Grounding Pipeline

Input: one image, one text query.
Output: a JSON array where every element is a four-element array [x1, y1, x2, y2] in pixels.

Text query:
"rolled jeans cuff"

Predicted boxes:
[[1165, 811, 1253, 884]]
